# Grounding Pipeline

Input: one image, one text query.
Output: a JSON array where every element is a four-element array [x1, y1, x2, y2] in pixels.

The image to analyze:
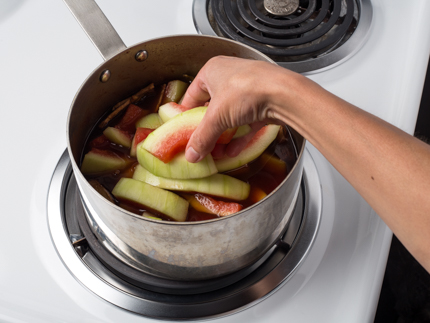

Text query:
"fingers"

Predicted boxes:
[[185, 104, 227, 162], [181, 78, 211, 108], [181, 58, 218, 109], [182, 56, 234, 109], [211, 144, 227, 159], [183, 56, 283, 163]]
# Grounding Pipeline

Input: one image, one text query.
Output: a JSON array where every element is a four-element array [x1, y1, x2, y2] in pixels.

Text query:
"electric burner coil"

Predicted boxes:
[[193, 0, 373, 73]]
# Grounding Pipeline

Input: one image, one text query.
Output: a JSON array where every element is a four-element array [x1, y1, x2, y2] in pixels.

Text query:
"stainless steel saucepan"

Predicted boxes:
[[65, 0, 305, 281]]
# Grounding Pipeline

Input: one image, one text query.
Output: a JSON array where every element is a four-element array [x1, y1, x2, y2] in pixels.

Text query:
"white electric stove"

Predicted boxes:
[[1, 0, 429, 322]]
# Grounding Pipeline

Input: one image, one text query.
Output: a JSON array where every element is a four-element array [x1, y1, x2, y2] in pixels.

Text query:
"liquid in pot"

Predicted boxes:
[[80, 80, 297, 222]]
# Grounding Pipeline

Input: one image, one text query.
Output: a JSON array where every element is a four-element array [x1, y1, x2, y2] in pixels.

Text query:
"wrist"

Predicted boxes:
[[264, 68, 311, 132]]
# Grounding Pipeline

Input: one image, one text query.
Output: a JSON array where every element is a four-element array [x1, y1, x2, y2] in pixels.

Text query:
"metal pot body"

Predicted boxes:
[[67, 35, 305, 281]]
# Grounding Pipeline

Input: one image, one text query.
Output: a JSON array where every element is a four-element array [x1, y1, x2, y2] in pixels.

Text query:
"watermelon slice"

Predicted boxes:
[[182, 194, 212, 213], [137, 148, 217, 180], [232, 124, 252, 139], [135, 113, 163, 129], [81, 148, 130, 175], [130, 128, 154, 157], [133, 165, 250, 200], [89, 135, 110, 149], [115, 104, 148, 133], [142, 107, 237, 163], [192, 194, 243, 216], [103, 127, 133, 148], [112, 178, 189, 221], [183, 194, 243, 216], [216, 127, 238, 144], [158, 102, 190, 123], [215, 125, 281, 172], [161, 80, 189, 105]]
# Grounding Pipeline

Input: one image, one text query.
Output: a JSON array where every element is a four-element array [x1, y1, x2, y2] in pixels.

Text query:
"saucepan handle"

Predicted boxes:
[[63, 0, 127, 61]]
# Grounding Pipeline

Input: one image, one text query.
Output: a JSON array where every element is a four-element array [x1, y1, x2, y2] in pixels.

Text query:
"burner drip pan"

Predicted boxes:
[[76, 183, 293, 295], [47, 149, 321, 319]]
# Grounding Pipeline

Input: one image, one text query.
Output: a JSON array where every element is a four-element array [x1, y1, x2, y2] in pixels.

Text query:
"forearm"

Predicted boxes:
[[183, 57, 430, 271], [272, 72, 430, 271]]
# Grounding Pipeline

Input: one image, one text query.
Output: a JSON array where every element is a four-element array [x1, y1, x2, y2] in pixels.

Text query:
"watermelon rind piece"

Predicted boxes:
[[103, 127, 132, 148], [112, 178, 189, 222], [193, 194, 243, 216], [81, 149, 129, 175], [142, 211, 162, 221], [137, 147, 218, 180], [130, 128, 153, 157], [232, 125, 252, 139], [215, 125, 281, 172], [133, 165, 250, 201], [161, 80, 189, 104], [142, 107, 207, 163], [158, 102, 190, 123], [135, 113, 163, 129]]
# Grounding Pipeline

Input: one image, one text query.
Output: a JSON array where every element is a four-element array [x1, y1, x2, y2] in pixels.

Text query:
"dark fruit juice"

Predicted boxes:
[[81, 82, 297, 222]]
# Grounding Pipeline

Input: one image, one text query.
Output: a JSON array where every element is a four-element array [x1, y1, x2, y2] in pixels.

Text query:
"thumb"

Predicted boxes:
[[185, 104, 227, 163]]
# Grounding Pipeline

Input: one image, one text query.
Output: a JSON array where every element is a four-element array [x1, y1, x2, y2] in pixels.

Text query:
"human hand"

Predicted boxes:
[[182, 56, 287, 163]]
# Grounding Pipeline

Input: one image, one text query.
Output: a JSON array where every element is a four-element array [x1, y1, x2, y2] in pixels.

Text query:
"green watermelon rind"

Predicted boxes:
[[112, 178, 189, 221], [142, 107, 207, 156], [135, 113, 163, 129], [137, 146, 217, 180], [133, 165, 250, 201], [215, 125, 281, 172]]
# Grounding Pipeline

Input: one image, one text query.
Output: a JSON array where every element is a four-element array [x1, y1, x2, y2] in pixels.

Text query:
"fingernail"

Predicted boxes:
[[186, 147, 201, 163]]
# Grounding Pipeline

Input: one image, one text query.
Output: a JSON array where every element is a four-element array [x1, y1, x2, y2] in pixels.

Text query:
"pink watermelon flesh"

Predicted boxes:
[[214, 125, 280, 172], [130, 128, 154, 157], [194, 194, 243, 216], [143, 107, 239, 163]]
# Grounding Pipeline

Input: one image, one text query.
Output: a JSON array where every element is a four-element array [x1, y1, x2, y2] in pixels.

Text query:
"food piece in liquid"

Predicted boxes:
[[80, 81, 296, 222], [89, 135, 110, 149], [137, 148, 217, 180], [103, 127, 133, 148], [135, 113, 163, 129], [259, 152, 288, 174], [249, 186, 267, 204], [142, 211, 162, 221], [193, 194, 243, 216], [81, 148, 131, 175], [112, 178, 189, 221], [115, 104, 149, 133], [161, 80, 189, 105], [133, 165, 250, 201]]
